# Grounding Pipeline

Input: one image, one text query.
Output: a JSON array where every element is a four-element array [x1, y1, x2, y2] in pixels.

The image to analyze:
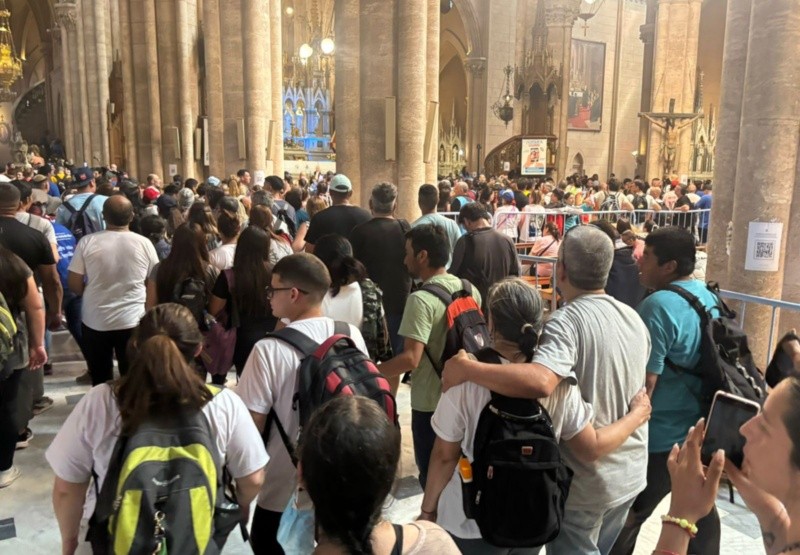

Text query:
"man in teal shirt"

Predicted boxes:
[[380, 224, 480, 488], [411, 184, 462, 269], [611, 226, 721, 555]]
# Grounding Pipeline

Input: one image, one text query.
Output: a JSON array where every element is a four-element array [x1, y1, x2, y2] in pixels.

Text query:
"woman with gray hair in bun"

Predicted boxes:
[[420, 278, 652, 553]]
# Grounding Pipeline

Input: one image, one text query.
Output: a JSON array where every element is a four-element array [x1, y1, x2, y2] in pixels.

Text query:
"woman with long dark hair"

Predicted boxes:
[[248, 203, 293, 264], [145, 223, 217, 314], [208, 226, 277, 376], [187, 201, 221, 252], [209, 208, 240, 270], [299, 396, 460, 554], [47, 304, 266, 554]]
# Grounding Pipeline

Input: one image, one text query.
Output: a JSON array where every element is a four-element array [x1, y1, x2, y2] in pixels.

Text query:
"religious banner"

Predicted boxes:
[[568, 39, 605, 131], [520, 138, 547, 176]]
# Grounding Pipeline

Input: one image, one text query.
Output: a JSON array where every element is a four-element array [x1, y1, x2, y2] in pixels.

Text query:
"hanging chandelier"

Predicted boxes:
[[491, 65, 515, 128], [0, 0, 22, 102]]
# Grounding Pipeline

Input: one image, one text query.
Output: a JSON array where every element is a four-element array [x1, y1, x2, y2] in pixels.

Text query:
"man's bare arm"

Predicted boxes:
[[442, 349, 562, 398]]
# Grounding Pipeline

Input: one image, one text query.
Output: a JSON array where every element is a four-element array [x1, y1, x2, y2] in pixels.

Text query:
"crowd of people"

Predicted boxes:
[[0, 158, 797, 555]]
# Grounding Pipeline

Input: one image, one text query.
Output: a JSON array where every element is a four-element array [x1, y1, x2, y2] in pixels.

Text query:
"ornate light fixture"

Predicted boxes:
[[577, 0, 605, 36], [491, 65, 515, 127], [289, 0, 334, 88], [0, 0, 22, 102]]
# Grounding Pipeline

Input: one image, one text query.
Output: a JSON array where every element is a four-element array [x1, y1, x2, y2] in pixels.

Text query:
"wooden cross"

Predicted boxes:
[[639, 98, 703, 175]]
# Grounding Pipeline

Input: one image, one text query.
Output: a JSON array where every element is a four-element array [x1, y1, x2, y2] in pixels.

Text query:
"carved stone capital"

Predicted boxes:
[[464, 57, 487, 78], [54, 2, 78, 31], [639, 23, 655, 44], [545, 0, 582, 27]]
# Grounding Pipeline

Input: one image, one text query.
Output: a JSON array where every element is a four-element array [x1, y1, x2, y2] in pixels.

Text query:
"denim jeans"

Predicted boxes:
[[546, 497, 636, 555], [62, 292, 85, 355], [411, 410, 436, 489]]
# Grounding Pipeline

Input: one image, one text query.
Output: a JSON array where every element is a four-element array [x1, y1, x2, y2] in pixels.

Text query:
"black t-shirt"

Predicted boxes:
[[450, 227, 520, 310], [350, 218, 412, 315], [513, 190, 529, 209], [305, 204, 371, 245], [0, 216, 56, 273]]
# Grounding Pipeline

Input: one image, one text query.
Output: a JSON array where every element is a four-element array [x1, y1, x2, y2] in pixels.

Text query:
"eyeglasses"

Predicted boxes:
[[265, 285, 308, 300]]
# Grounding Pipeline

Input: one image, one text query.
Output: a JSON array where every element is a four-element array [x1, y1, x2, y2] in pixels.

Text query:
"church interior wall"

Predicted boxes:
[[566, 0, 645, 180], [696, 0, 725, 128], [482, 0, 518, 161]]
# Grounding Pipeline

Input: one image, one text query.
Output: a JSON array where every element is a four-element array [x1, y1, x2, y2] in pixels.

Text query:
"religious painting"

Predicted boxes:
[[568, 39, 606, 131], [520, 138, 547, 176]]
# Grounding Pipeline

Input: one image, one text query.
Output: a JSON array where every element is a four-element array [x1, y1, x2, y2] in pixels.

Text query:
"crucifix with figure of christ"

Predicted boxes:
[[639, 98, 703, 176]]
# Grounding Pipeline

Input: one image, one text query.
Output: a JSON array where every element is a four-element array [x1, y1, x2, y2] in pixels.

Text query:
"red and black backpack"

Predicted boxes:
[[262, 321, 398, 464]]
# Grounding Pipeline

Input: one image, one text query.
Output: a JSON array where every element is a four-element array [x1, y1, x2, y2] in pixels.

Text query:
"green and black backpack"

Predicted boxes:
[[89, 385, 245, 555]]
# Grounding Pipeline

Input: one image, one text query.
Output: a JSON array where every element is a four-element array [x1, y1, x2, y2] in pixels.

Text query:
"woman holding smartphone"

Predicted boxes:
[[656, 355, 800, 555]]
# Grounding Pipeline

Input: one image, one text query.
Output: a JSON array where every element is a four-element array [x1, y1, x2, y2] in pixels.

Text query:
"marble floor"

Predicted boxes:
[[0, 332, 767, 554]]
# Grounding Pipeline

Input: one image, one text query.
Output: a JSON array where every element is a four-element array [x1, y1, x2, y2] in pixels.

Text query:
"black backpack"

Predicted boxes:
[[63, 194, 99, 240], [263, 321, 398, 464], [173, 276, 209, 328], [464, 348, 573, 547], [421, 279, 491, 377], [275, 202, 297, 238], [631, 194, 648, 211], [664, 283, 767, 411]]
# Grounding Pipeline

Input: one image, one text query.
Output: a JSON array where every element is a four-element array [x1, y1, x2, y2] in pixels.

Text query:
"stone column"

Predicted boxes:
[[118, 0, 138, 174], [706, 0, 753, 284], [93, 0, 110, 163], [54, 2, 77, 160], [726, 0, 800, 364], [80, 0, 102, 164], [175, 0, 196, 176], [143, 0, 163, 175], [333, 0, 361, 202], [357, 0, 396, 207], [425, 0, 440, 185], [219, 0, 244, 176], [203, 0, 224, 175], [464, 57, 486, 174], [242, 0, 270, 175], [74, 1, 92, 163], [781, 154, 800, 334], [545, 0, 581, 180], [270, 0, 284, 176], [156, 0, 179, 176], [636, 1, 656, 177], [396, 0, 427, 220], [645, 0, 702, 179]]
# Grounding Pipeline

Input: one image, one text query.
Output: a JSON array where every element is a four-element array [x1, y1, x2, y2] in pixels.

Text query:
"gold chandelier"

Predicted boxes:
[[0, 0, 22, 102]]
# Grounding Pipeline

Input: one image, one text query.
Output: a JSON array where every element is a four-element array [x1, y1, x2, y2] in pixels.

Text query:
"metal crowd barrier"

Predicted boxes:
[[718, 290, 800, 367]]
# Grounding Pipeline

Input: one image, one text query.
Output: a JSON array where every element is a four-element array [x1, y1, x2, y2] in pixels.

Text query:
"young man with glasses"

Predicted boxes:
[[236, 253, 369, 554]]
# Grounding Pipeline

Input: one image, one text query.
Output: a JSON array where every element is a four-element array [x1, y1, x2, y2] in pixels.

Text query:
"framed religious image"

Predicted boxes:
[[568, 39, 606, 131], [520, 138, 547, 176]]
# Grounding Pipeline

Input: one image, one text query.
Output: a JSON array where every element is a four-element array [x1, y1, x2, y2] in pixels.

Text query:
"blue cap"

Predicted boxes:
[[207, 176, 221, 187]]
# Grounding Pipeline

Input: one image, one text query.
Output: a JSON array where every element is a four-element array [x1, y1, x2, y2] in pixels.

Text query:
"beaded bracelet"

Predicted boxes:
[[661, 514, 698, 538]]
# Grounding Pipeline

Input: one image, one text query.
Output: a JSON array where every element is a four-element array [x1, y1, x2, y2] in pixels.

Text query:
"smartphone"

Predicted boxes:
[[701, 391, 760, 468]]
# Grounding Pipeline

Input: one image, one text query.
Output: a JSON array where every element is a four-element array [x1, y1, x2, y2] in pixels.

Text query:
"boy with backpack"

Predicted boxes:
[[55, 166, 107, 240], [237, 253, 382, 553], [379, 224, 485, 489]]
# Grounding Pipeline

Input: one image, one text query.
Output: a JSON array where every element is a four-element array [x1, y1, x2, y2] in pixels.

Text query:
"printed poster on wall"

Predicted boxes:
[[520, 138, 547, 176], [745, 221, 783, 272]]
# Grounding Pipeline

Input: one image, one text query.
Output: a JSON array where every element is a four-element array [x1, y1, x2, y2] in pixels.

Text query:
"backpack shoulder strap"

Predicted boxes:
[[420, 282, 453, 307], [459, 279, 473, 296], [662, 284, 709, 324], [266, 327, 320, 358], [77, 194, 96, 214], [333, 320, 350, 337]]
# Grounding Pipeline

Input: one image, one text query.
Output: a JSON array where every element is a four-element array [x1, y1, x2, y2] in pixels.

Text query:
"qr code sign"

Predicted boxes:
[[755, 241, 775, 260]]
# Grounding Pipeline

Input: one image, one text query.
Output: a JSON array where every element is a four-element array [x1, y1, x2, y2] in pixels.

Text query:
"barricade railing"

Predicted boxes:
[[518, 254, 559, 313], [718, 290, 800, 367]]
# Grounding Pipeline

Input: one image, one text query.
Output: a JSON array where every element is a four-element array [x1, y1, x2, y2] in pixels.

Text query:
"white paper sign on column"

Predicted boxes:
[[168, 164, 178, 177], [253, 170, 266, 187], [745, 221, 783, 272]]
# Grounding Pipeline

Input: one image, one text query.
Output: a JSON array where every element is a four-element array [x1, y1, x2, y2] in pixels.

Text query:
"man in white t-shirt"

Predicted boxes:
[[442, 226, 650, 555], [237, 253, 369, 553], [67, 195, 159, 386]]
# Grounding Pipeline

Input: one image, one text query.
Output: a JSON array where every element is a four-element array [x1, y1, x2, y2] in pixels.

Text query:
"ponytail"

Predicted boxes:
[[517, 323, 539, 362], [115, 304, 210, 435], [329, 255, 366, 296]]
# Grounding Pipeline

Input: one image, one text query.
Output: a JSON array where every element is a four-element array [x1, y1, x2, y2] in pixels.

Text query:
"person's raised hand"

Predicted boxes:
[[666, 418, 725, 524], [441, 349, 470, 393]]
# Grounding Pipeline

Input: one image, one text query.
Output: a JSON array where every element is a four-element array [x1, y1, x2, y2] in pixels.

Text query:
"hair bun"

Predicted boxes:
[[520, 323, 535, 334]]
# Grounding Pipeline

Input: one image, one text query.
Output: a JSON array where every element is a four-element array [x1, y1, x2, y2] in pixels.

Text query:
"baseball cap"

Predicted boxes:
[[33, 174, 48, 184], [177, 187, 196, 210], [207, 176, 221, 187], [330, 174, 352, 193], [73, 166, 94, 187], [500, 189, 514, 201]]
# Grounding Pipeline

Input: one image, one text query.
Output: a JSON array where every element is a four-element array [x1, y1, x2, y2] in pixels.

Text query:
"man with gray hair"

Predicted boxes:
[[351, 182, 412, 355], [449, 180, 473, 213], [442, 224, 650, 554]]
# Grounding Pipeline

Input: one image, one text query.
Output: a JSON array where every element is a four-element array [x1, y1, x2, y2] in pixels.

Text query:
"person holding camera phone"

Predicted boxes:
[[655, 372, 800, 555]]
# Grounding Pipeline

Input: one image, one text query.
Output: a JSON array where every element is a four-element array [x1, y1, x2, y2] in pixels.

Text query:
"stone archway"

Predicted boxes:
[[571, 152, 584, 176]]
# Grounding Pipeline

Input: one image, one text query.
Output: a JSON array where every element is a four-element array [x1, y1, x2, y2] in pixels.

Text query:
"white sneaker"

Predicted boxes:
[[0, 466, 20, 488]]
